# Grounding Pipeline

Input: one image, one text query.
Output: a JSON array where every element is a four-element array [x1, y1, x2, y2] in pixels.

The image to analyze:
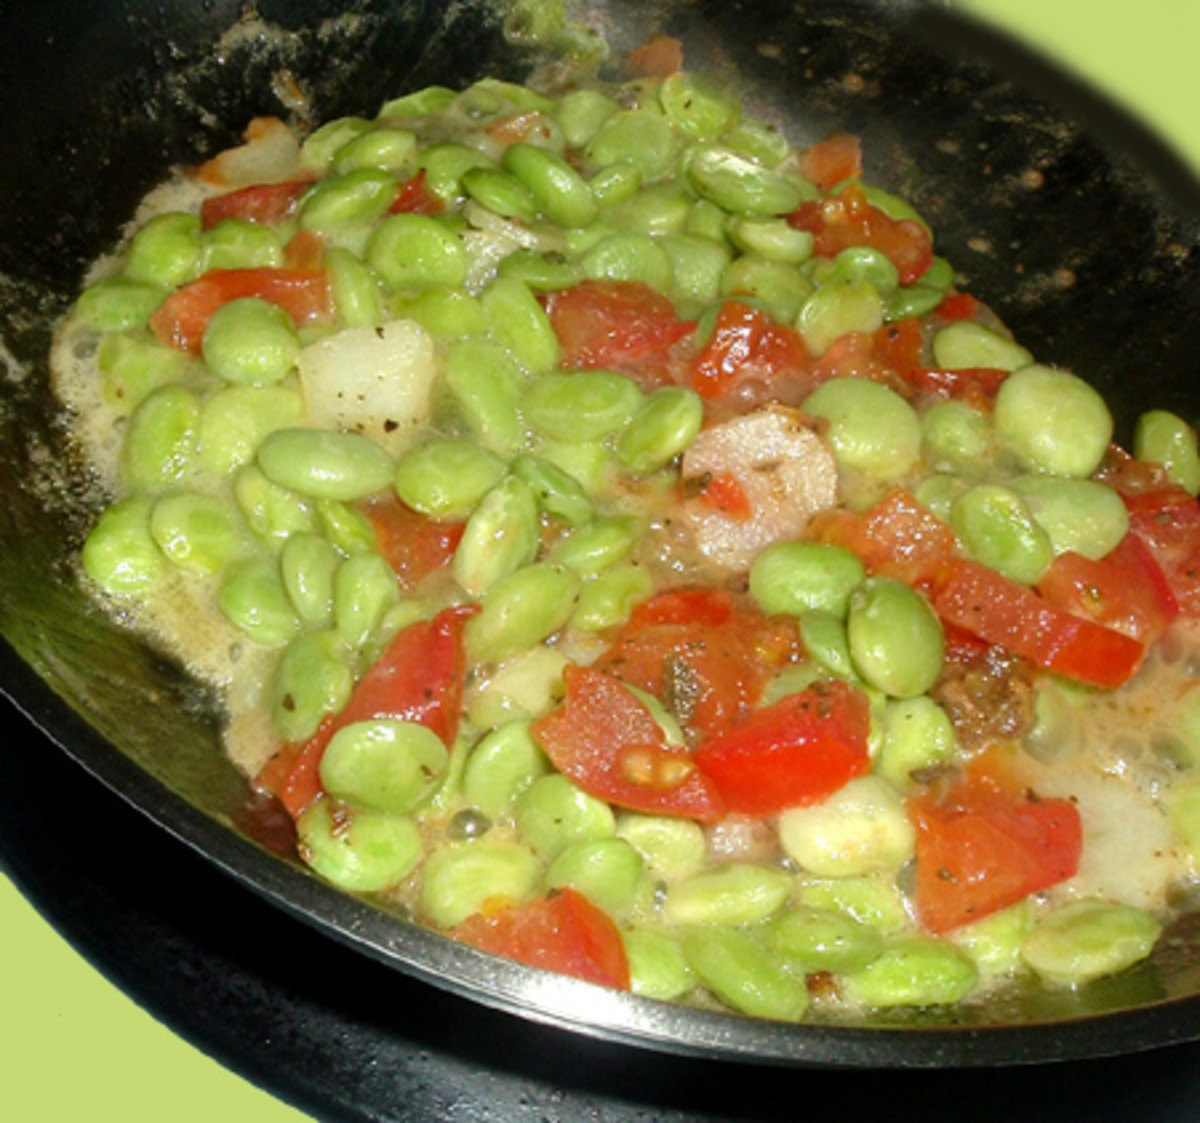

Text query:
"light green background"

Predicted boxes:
[[4, 2, 1199, 1118]]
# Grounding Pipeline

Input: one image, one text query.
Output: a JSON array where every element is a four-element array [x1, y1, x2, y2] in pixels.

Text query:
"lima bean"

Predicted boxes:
[[319, 719, 448, 814], [682, 926, 809, 1021], [297, 798, 422, 893], [258, 427, 395, 501]]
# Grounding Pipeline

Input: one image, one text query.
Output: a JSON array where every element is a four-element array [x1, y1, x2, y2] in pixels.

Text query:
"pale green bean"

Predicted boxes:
[[452, 475, 541, 597], [682, 926, 809, 1021], [217, 556, 301, 646], [319, 719, 448, 814], [81, 496, 167, 596], [802, 378, 921, 481], [461, 720, 550, 819], [464, 562, 580, 663], [297, 798, 422, 892], [993, 364, 1113, 478], [394, 438, 507, 520], [419, 840, 541, 929], [514, 772, 614, 861], [544, 837, 646, 915], [846, 577, 944, 698], [257, 428, 395, 501], [202, 297, 301, 385], [121, 384, 201, 491]]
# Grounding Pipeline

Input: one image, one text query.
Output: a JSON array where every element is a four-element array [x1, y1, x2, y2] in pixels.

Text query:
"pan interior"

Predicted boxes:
[[4, 0, 1200, 1066]]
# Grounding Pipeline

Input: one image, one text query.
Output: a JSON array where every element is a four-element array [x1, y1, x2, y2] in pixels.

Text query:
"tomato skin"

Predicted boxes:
[[531, 665, 727, 822], [388, 169, 444, 216], [362, 495, 464, 591], [692, 469, 753, 519], [909, 779, 1082, 934], [282, 228, 327, 271], [692, 680, 871, 818], [333, 603, 476, 746], [905, 365, 1008, 411], [787, 184, 933, 285], [807, 488, 958, 587], [542, 281, 696, 376], [149, 267, 332, 353], [870, 317, 924, 383], [450, 888, 631, 990], [624, 588, 736, 631], [627, 33, 685, 78], [931, 558, 1146, 689], [688, 300, 809, 400], [596, 591, 801, 742], [1035, 532, 1179, 646], [199, 179, 312, 229], [253, 737, 326, 824], [811, 317, 1006, 410], [254, 604, 476, 819], [934, 292, 981, 322], [1125, 490, 1200, 618], [799, 131, 863, 194]]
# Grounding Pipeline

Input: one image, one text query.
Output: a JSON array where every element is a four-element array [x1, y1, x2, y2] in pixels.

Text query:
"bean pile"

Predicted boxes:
[[54, 60, 1200, 1021]]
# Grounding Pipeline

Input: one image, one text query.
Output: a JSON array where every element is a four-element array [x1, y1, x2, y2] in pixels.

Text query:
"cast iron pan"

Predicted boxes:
[[4, 0, 1200, 1078]]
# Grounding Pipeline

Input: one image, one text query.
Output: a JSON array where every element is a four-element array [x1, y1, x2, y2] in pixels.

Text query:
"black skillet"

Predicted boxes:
[[4, 0, 1200, 1105]]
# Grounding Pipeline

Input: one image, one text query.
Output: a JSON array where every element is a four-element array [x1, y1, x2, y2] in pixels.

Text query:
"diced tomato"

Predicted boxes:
[[807, 488, 958, 587], [542, 281, 696, 377], [450, 888, 631, 990], [799, 131, 863, 193], [906, 365, 1008, 411], [282, 228, 327, 271], [627, 33, 684, 78], [931, 558, 1146, 689], [362, 495, 464, 591], [595, 591, 801, 742], [871, 317, 924, 383], [693, 469, 753, 520], [909, 772, 1082, 934], [692, 680, 871, 817], [252, 737, 326, 824], [688, 301, 809, 400], [934, 292, 981, 322], [149, 267, 332, 353], [787, 183, 933, 285], [199, 179, 312, 229], [624, 588, 736, 631], [254, 604, 476, 818], [332, 603, 475, 746], [1124, 488, 1200, 618], [861, 318, 1006, 410], [1036, 532, 1179, 646], [388, 169, 444, 216], [940, 619, 993, 665], [531, 665, 727, 822], [808, 330, 894, 387]]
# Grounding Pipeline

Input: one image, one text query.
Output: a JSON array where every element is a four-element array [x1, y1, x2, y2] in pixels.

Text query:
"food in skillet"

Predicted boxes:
[[53, 51, 1200, 1021]]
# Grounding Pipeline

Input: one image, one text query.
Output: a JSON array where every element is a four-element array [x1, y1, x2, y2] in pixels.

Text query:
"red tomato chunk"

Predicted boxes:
[[199, 179, 313, 229], [593, 589, 801, 742], [450, 888, 631, 991], [691, 680, 871, 818], [787, 184, 933, 285], [543, 280, 696, 377], [932, 558, 1146, 690], [149, 267, 333, 353], [256, 604, 475, 819], [910, 775, 1082, 934], [531, 665, 727, 823]]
